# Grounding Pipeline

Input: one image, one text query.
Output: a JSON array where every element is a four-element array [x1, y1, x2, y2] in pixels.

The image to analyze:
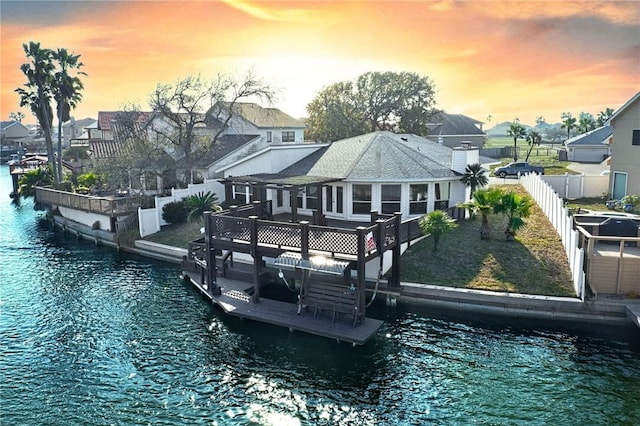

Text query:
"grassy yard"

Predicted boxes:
[[144, 220, 203, 248], [400, 184, 575, 297], [564, 197, 610, 213], [145, 184, 576, 297]]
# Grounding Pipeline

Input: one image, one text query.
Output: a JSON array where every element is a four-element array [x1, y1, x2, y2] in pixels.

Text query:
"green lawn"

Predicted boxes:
[[484, 137, 576, 175], [400, 184, 575, 297], [145, 220, 204, 248]]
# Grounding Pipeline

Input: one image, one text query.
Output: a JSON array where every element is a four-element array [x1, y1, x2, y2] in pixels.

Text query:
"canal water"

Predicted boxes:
[[1, 165, 639, 425]]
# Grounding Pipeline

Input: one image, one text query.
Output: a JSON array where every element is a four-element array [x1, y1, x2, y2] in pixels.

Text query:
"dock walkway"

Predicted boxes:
[[183, 270, 383, 345]]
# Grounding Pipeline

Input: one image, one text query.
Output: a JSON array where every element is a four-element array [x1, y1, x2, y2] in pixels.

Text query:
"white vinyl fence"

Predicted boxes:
[[520, 174, 586, 299], [540, 174, 609, 199], [138, 179, 224, 237]]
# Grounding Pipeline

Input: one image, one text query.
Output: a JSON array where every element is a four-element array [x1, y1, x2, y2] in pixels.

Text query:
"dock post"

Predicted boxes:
[[356, 226, 367, 320], [391, 212, 402, 287], [204, 212, 218, 295]]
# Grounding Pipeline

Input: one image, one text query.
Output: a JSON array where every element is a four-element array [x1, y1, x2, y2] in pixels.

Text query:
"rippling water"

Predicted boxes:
[[1, 165, 639, 425]]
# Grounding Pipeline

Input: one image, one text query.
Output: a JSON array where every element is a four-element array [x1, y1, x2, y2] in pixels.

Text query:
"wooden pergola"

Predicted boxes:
[[219, 174, 343, 224]]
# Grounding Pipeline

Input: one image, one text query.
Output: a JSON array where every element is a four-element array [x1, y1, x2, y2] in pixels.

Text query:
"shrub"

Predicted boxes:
[[162, 200, 188, 225], [92, 220, 101, 230]]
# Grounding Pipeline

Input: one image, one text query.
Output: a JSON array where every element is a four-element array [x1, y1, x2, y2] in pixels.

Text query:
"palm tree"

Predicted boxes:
[[419, 210, 457, 251], [52, 48, 86, 185], [524, 130, 542, 162], [577, 112, 596, 134], [18, 168, 53, 199], [506, 119, 527, 161], [494, 191, 534, 241], [459, 187, 503, 240], [15, 42, 56, 181], [560, 112, 577, 140], [184, 191, 221, 222], [596, 107, 615, 126], [460, 163, 488, 197]]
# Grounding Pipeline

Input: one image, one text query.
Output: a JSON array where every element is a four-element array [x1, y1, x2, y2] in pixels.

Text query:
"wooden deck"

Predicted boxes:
[[182, 270, 383, 345]]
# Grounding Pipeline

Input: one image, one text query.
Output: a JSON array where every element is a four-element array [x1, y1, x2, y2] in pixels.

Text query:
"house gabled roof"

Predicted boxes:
[[282, 131, 457, 180], [608, 91, 640, 124], [215, 102, 305, 129], [193, 134, 260, 168], [98, 111, 153, 131], [565, 126, 612, 146], [426, 112, 485, 136]]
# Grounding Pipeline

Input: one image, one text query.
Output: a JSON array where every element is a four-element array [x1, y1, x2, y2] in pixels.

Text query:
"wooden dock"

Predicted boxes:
[[182, 270, 383, 345]]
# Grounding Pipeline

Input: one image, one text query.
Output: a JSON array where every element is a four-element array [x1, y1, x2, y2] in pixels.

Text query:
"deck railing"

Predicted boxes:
[[35, 186, 142, 217]]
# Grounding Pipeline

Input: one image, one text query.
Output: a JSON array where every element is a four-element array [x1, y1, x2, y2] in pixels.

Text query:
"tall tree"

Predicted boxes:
[[524, 130, 542, 162], [560, 112, 577, 140], [460, 163, 488, 197], [119, 72, 274, 186], [52, 48, 86, 185], [596, 107, 615, 126], [15, 42, 56, 181], [535, 116, 546, 135], [577, 112, 596, 134], [306, 71, 437, 141], [9, 111, 25, 122], [506, 118, 526, 161]]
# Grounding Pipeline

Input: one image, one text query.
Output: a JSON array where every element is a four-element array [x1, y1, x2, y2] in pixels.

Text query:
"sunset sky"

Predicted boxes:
[[1, 0, 639, 128]]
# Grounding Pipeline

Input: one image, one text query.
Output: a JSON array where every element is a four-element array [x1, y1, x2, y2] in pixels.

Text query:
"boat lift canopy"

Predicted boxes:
[[273, 252, 351, 275]]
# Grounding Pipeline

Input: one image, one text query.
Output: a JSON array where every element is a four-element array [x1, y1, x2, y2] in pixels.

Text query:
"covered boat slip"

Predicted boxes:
[[182, 203, 411, 345]]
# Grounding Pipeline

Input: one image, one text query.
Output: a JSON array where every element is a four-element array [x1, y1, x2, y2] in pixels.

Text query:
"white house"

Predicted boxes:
[[206, 102, 305, 144], [218, 131, 477, 222]]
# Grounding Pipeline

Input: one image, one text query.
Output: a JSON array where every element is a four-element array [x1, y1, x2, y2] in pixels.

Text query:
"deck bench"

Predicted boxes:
[[298, 282, 360, 326]]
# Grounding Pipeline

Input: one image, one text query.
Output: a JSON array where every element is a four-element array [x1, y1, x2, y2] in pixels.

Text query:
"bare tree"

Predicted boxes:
[[145, 72, 274, 185]]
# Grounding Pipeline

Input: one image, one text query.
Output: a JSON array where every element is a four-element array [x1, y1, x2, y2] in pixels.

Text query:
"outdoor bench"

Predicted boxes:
[[298, 282, 360, 326]]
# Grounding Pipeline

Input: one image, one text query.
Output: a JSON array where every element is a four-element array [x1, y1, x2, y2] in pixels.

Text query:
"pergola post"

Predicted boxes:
[[249, 215, 260, 302], [291, 185, 299, 222], [391, 212, 402, 287], [356, 226, 367, 319]]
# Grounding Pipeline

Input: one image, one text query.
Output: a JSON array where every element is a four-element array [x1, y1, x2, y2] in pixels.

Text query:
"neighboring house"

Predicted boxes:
[[218, 131, 477, 222], [608, 91, 640, 200], [1, 120, 30, 140], [207, 102, 306, 144], [62, 117, 97, 147], [425, 112, 486, 148], [564, 125, 612, 163]]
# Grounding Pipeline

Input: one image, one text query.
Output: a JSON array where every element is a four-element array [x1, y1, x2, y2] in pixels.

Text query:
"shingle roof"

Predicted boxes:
[[193, 134, 260, 168], [565, 126, 612, 146], [427, 112, 484, 136], [219, 102, 305, 128], [98, 111, 152, 131], [284, 131, 456, 180]]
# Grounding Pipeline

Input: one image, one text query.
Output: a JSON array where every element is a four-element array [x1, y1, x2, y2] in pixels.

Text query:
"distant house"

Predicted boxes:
[[218, 131, 477, 222], [425, 112, 485, 148], [608, 91, 640, 199], [1, 120, 30, 141], [564, 126, 612, 163], [62, 117, 97, 147], [206, 102, 306, 144]]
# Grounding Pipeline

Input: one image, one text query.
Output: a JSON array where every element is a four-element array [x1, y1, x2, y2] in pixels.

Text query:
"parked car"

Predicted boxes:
[[493, 162, 545, 178]]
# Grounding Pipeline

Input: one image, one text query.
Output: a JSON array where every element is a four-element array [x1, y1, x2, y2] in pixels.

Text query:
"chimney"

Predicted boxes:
[[451, 141, 480, 174]]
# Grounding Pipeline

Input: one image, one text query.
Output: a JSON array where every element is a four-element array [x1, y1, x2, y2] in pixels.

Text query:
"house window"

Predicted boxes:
[[336, 186, 343, 214], [267, 131, 272, 143], [306, 185, 318, 210], [326, 186, 333, 212], [632, 129, 640, 146], [276, 187, 283, 208], [233, 185, 250, 205], [434, 182, 450, 210], [282, 131, 295, 143], [381, 184, 401, 214], [410, 184, 428, 214], [352, 184, 371, 214]]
